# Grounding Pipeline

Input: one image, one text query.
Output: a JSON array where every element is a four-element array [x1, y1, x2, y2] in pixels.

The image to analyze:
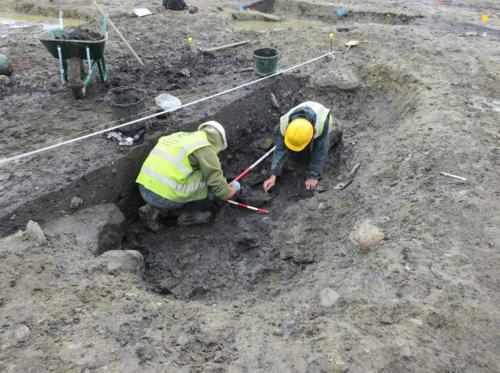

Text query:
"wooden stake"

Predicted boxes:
[[201, 40, 250, 54], [91, 0, 145, 66]]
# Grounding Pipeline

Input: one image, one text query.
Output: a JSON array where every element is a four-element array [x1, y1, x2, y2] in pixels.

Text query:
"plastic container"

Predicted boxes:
[[155, 93, 182, 111], [106, 87, 146, 133], [253, 48, 281, 76]]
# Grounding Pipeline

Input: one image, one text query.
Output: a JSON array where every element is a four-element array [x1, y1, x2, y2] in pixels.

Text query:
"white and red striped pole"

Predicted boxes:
[[226, 199, 269, 214], [226, 145, 276, 214], [232, 146, 276, 182]]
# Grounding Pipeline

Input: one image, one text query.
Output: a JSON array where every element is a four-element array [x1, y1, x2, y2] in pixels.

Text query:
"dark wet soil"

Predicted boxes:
[[57, 27, 104, 41]]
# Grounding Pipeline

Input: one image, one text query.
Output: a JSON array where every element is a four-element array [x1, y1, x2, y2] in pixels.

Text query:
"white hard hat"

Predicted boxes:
[[198, 121, 227, 150]]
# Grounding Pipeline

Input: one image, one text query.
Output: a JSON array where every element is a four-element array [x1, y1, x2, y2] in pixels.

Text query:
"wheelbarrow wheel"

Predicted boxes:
[[68, 57, 86, 99]]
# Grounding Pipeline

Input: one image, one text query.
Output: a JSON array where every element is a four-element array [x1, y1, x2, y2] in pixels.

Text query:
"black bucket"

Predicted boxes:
[[253, 48, 281, 76], [106, 87, 146, 134]]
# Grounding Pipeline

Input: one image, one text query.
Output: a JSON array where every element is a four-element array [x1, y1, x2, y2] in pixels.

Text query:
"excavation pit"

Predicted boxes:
[[1, 64, 423, 305], [121, 65, 423, 304]]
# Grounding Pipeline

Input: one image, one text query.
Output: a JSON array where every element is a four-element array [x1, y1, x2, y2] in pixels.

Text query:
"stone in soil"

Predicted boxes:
[[318, 287, 340, 307], [69, 196, 83, 210], [14, 325, 32, 343], [240, 189, 273, 207], [236, 233, 260, 252], [45, 203, 126, 255], [25, 220, 47, 245], [270, 93, 280, 109], [259, 137, 274, 150], [312, 64, 360, 91], [306, 357, 334, 373], [292, 252, 315, 264], [100, 250, 144, 275], [349, 219, 385, 250], [0, 75, 9, 85]]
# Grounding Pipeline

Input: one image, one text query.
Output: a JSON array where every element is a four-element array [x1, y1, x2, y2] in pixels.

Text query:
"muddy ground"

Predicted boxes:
[[1, 0, 500, 372]]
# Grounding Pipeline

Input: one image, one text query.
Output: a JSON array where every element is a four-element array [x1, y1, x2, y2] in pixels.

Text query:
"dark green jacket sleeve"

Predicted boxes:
[[189, 147, 233, 200]]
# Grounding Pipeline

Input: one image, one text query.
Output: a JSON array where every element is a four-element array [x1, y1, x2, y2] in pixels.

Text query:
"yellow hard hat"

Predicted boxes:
[[285, 118, 314, 152]]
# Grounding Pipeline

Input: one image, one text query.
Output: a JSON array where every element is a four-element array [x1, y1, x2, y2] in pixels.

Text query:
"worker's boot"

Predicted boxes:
[[177, 210, 213, 227], [138, 204, 163, 232]]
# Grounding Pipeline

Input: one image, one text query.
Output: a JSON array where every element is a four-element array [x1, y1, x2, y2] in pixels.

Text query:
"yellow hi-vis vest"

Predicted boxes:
[[136, 131, 211, 202], [280, 101, 333, 139]]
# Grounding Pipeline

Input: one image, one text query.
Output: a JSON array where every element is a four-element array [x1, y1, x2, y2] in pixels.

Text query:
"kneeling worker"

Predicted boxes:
[[136, 121, 240, 231], [263, 101, 342, 192]]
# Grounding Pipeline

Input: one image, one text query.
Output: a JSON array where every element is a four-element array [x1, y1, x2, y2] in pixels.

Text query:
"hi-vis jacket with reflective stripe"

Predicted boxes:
[[279, 101, 332, 139], [136, 131, 211, 202]]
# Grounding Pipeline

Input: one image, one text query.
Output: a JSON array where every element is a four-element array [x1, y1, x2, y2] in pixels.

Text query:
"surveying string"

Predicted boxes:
[[0, 51, 336, 166]]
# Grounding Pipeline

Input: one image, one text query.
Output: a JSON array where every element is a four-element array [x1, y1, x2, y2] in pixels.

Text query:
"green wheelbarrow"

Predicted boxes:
[[38, 17, 109, 98]]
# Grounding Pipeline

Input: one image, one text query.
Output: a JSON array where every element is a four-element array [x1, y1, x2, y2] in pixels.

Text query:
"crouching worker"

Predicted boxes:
[[263, 101, 343, 192], [136, 121, 240, 231]]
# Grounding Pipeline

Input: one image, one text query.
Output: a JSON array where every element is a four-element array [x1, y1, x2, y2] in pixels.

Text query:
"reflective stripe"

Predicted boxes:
[[140, 166, 206, 193], [136, 131, 211, 202], [150, 148, 191, 175], [151, 139, 212, 176], [177, 141, 212, 162]]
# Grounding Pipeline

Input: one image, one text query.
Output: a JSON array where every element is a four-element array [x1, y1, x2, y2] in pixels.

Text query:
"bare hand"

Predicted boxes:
[[305, 178, 318, 190], [263, 175, 277, 193]]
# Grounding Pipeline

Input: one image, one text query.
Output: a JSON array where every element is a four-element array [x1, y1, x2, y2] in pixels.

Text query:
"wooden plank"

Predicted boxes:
[[201, 40, 250, 54]]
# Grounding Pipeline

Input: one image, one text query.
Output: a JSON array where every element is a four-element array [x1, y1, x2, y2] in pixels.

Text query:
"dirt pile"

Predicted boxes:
[[56, 27, 103, 41]]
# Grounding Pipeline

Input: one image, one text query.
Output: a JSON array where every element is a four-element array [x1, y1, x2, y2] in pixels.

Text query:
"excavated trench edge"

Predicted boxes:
[[0, 75, 304, 237]]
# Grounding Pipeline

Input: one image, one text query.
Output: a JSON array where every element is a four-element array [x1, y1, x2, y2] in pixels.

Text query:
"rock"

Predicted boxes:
[[180, 68, 191, 77], [25, 220, 47, 245], [176, 333, 191, 346], [0, 54, 12, 76], [282, 318, 297, 336], [349, 220, 385, 250], [14, 325, 31, 343], [188, 6, 198, 14], [306, 357, 334, 373], [236, 233, 260, 252], [317, 202, 327, 211], [272, 327, 284, 336], [318, 287, 340, 307], [0, 75, 9, 85], [70, 196, 83, 210], [244, 190, 273, 207], [45, 203, 126, 255], [312, 64, 360, 91], [101, 250, 144, 275], [292, 252, 315, 264], [156, 277, 180, 295], [270, 93, 280, 109], [259, 137, 274, 150]]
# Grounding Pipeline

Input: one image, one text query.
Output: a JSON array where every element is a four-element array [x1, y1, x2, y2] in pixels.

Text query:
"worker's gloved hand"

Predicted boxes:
[[234, 183, 250, 202], [230, 180, 241, 191]]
